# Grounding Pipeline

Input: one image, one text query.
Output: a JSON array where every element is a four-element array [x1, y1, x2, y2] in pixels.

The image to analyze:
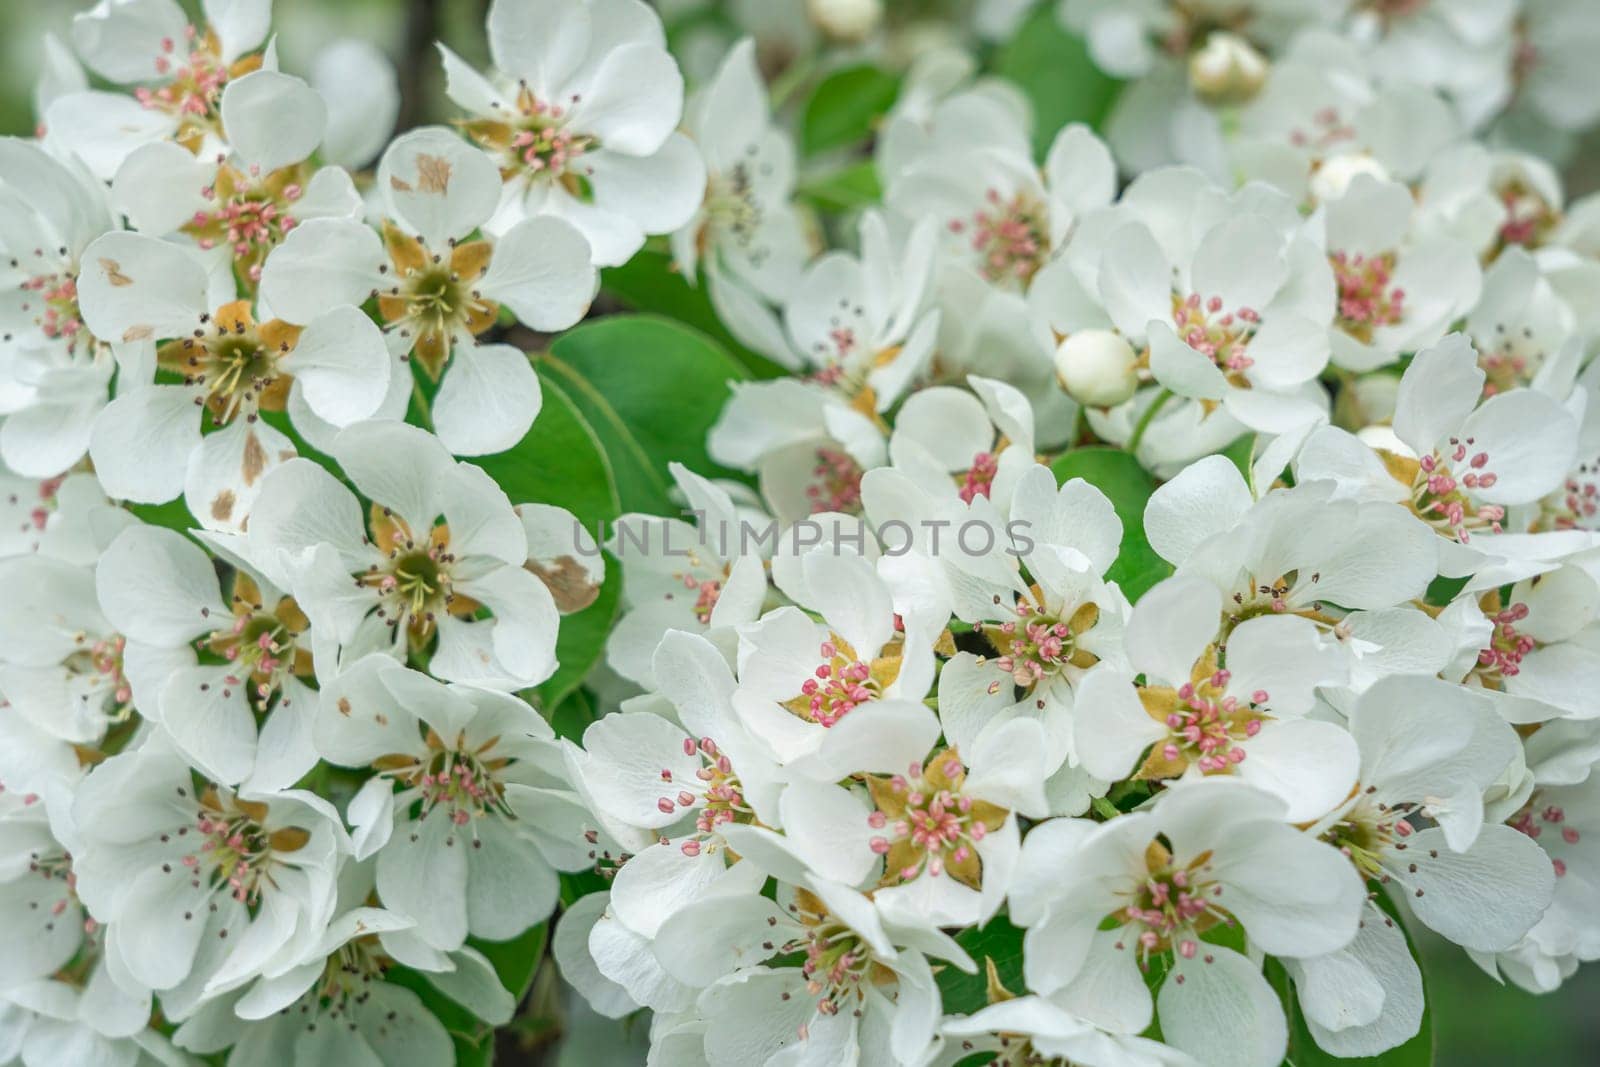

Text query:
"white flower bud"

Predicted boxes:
[[807, 0, 883, 43], [1055, 330, 1139, 407], [1188, 32, 1268, 107], [1310, 153, 1392, 204]]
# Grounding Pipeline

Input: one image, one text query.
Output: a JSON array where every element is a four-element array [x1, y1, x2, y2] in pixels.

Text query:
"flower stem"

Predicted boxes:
[[1126, 388, 1173, 455]]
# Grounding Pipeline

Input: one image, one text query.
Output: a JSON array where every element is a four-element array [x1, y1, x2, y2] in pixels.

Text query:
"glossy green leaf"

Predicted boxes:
[[538, 315, 750, 516], [1050, 446, 1171, 599], [474, 367, 621, 530], [938, 914, 1026, 1015], [994, 6, 1123, 158], [800, 64, 901, 156], [601, 250, 787, 379], [125, 497, 195, 534], [547, 687, 599, 743]]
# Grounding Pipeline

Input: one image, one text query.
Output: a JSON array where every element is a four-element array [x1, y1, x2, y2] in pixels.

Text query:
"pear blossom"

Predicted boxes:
[[75, 231, 390, 529], [1291, 674, 1555, 1056], [732, 550, 942, 779], [94, 523, 321, 790], [565, 631, 785, 1012], [1474, 749, 1600, 994], [1144, 454, 1439, 619], [886, 376, 1037, 513], [51, 0, 275, 180], [671, 39, 812, 367], [885, 121, 1115, 292], [842, 719, 1049, 929], [257, 126, 597, 455], [604, 462, 770, 688], [437, 0, 706, 265], [246, 421, 562, 688], [1082, 166, 1336, 433], [1229, 30, 1462, 203], [653, 878, 975, 1065], [1492, 0, 1600, 152], [1073, 573, 1357, 821], [2, 2, 1599, 1059], [1348, 1, 1517, 131], [1011, 778, 1366, 1067], [776, 211, 942, 417], [0, 472, 122, 563], [1060, 0, 1323, 84], [314, 655, 593, 950], [0, 550, 145, 749], [707, 378, 885, 522], [942, 994, 1199, 1067], [930, 465, 1131, 783], [0, 788, 174, 1067], [111, 69, 359, 290], [169, 856, 516, 1066], [1443, 566, 1600, 724], [0, 139, 125, 479], [1316, 175, 1483, 372], [69, 739, 347, 1013], [1295, 333, 1580, 577], [1465, 246, 1577, 395]]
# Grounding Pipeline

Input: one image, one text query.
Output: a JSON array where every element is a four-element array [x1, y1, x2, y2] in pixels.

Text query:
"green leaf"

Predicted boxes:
[[533, 556, 621, 712], [561, 868, 612, 906], [538, 315, 751, 516], [1425, 574, 1468, 608], [474, 367, 620, 530], [937, 914, 1026, 1015], [1050, 446, 1171, 600], [993, 6, 1123, 159], [800, 64, 901, 156], [472, 921, 551, 1003], [547, 687, 599, 743], [125, 497, 195, 534], [797, 159, 883, 213], [601, 251, 788, 379]]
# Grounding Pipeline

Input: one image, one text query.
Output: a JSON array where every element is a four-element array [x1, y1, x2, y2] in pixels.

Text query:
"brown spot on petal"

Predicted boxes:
[[389, 176, 412, 193], [415, 153, 452, 194], [528, 555, 601, 613], [241, 432, 267, 486], [337, 697, 351, 716], [122, 325, 154, 342], [210, 490, 235, 522], [99, 258, 133, 286]]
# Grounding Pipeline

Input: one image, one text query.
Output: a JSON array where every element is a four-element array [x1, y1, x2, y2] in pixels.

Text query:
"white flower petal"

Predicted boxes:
[[220, 70, 327, 174], [432, 342, 541, 456]]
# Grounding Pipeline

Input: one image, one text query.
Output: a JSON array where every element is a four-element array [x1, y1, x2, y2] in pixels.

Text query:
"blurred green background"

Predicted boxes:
[[3, 1, 1597, 1062]]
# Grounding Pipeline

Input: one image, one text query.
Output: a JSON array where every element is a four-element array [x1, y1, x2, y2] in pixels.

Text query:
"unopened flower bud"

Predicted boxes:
[[1189, 32, 1267, 107], [1310, 153, 1391, 204], [807, 0, 882, 43], [1055, 330, 1138, 407]]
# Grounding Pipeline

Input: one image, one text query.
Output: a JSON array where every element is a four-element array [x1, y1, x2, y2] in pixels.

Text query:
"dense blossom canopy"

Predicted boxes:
[[5, 0, 1600, 1065]]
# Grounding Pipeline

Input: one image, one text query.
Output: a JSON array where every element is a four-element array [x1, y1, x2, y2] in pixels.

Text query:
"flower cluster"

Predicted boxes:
[[5, 0, 1600, 1065]]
